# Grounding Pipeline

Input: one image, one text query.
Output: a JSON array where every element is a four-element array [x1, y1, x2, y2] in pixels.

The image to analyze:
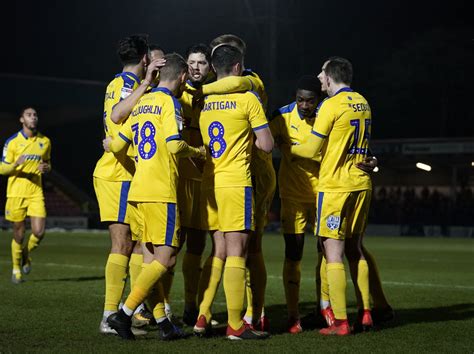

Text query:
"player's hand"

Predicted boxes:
[[182, 116, 192, 129], [143, 58, 166, 86], [38, 161, 51, 173], [356, 156, 378, 173], [14, 155, 26, 167], [197, 145, 206, 159], [103, 137, 112, 152]]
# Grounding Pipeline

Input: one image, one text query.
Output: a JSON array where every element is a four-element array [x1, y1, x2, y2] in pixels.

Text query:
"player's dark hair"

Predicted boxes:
[[159, 53, 188, 81], [210, 34, 247, 55], [186, 43, 211, 64], [117, 34, 149, 66], [324, 56, 353, 85], [211, 45, 243, 76], [20, 106, 36, 116], [297, 75, 322, 95], [148, 44, 165, 54]]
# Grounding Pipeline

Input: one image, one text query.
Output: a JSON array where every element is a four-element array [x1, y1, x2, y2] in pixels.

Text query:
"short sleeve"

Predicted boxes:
[[246, 92, 268, 131], [312, 100, 335, 138], [163, 97, 182, 143]]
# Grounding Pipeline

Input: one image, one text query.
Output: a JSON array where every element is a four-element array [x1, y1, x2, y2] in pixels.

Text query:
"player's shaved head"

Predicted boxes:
[[211, 45, 243, 77], [297, 75, 321, 95], [324, 57, 353, 85], [117, 33, 149, 66], [159, 53, 188, 81], [296, 75, 322, 118], [210, 34, 246, 55]]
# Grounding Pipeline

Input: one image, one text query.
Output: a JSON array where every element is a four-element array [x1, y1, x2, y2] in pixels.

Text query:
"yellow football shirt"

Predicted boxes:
[[177, 81, 204, 181], [93, 72, 141, 181], [1, 131, 51, 198], [312, 88, 372, 192], [199, 90, 268, 188], [270, 102, 319, 203], [126, 87, 184, 203]]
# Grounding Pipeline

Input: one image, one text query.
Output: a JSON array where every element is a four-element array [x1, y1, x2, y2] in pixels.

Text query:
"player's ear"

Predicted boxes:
[[233, 62, 242, 75], [180, 71, 187, 83], [142, 54, 149, 66]]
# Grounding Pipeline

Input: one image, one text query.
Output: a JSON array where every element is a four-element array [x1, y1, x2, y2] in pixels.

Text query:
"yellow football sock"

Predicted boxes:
[[27, 234, 41, 253], [283, 258, 301, 319], [11, 240, 22, 273], [128, 253, 143, 290], [316, 252, 324, 306], [104, 254, 129, 312], [198, 257, 224, 321], [244, 252, 266, 323], [182, 252, 202, 307], [327, 262, 347, 320], [320, 256, 330, 304], [150, 281, 166, 320], [224, 256, 246, 330], [124, 260, 167, 312], [358, 259, 370, 310], [364, 248, 390, 308], [161, 268, 174, 305]]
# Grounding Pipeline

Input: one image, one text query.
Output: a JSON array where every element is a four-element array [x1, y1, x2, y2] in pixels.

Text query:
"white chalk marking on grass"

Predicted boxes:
[[266, 275, 474, 290], [2, 260, 472, 291], [382, 280, 474, 290]]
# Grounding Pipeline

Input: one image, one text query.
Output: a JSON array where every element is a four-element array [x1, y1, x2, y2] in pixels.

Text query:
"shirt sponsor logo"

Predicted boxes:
[[120, 87, 133, 99]]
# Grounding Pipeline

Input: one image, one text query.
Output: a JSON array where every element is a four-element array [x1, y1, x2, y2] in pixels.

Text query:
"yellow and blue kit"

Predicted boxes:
[[199, 90, 268, 231], [93, 72, 141, 223], [270, 101, 319, 203], [1, 130, 51, 198], [93, 71, 141, 182], [312, 88, 371, 192]]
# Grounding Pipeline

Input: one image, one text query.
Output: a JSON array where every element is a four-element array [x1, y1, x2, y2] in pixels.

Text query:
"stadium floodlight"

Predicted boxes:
[[471, 162, 474, 167], [373, 166, 379, 172], [416, 162, 432, 171]]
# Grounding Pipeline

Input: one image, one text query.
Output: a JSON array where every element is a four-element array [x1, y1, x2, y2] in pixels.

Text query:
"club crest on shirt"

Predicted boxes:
[[326, 215, 340, 231], [39, 142, 44, 149]]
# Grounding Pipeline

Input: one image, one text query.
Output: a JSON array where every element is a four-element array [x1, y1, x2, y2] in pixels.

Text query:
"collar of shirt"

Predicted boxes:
[[116, 71, 141, 85], [151, 87, 173, 95]]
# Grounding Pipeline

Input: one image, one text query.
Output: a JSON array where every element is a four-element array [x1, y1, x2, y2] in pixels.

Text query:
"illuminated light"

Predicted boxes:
[[373, 166, 379, 172], [471, 162, 474, 167], [416, 162, 432, 172]]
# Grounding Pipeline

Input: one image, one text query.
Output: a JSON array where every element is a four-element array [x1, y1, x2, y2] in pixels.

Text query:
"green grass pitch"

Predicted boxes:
[[0, 231, 472, 352]]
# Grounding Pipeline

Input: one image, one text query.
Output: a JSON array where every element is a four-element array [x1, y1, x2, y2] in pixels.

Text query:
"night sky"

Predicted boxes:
[[1, 0, 472, 198]]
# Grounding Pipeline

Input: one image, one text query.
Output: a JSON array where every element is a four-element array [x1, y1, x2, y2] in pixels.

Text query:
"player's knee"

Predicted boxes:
[[285, 245, 303, 261], [186, 229, 206, 255], [111, 239, 134, 255], [32, 228, 45, 239]]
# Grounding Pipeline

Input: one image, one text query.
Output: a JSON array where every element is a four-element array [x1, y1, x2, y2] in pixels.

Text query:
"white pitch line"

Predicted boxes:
[[1, 260, 472, 291], [266, 275, 474, 290]]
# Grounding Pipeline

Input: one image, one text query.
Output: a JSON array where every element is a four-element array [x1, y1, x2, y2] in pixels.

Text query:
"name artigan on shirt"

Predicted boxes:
[[202, 101, 237, 112]]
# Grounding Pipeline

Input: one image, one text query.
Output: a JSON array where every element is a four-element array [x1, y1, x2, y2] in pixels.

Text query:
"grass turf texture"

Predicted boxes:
[[0, 231, 472, 353]]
